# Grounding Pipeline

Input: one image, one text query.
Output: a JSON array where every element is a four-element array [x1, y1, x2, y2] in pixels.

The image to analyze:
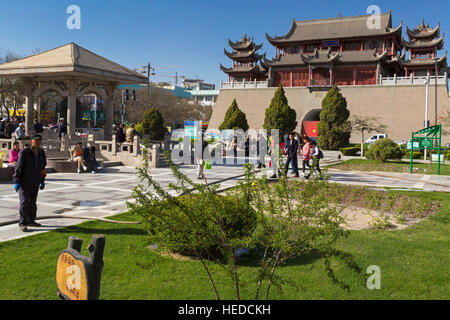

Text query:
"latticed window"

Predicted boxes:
[[342, 41, 361, 51], [292, 69, 309, 86], [356, 68, 376, 85], [334, 68, 353, 85]]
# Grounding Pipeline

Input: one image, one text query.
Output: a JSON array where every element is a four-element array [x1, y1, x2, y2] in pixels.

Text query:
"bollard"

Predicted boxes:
[[56, 235, 106, 300]]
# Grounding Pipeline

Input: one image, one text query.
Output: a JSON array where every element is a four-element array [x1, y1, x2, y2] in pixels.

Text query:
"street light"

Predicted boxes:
[[424, 75, 429, 161], [136, 63, 156, 111], [433, 58, 438, 126]]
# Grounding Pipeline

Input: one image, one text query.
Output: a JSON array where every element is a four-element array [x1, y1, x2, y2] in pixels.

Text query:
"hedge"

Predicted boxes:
[[339, 147, 360, 156]]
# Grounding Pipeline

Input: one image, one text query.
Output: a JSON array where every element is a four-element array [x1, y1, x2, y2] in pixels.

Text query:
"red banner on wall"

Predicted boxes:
[[303, 121, 319, 137]]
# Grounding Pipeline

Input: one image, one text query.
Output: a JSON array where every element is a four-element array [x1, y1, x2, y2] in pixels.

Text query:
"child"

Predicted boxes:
[[310, 141, 323, 177], [9, 141, 21, 164]]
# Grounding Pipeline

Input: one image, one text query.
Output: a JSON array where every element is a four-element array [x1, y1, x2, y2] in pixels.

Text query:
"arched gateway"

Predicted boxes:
[[302, 109, 321, 139], [0, 43, 147, 140]]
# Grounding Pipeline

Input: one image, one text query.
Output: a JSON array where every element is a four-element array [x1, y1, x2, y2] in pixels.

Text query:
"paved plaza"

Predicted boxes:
[[0, 156, 449, 243]]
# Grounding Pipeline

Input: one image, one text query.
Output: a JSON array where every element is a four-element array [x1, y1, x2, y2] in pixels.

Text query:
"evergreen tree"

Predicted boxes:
[[219, 98, 249, 131], [263, 83, 297, 136], [142, 107, 166, 140], [317, 85, 351, 150]]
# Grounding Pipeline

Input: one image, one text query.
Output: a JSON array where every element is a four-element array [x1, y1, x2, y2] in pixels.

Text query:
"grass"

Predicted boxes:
[[329, 158, 450, 175], [0, 188, 449, 300]]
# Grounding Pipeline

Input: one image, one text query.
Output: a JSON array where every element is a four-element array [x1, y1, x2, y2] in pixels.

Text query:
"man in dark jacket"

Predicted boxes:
[[13, 134, 47, 232], [57, 118, 67, 140], [83, 143, 101, 174], [116, 123, 126, 143], [284, 132, 299, 178], [5, 119, 15, 139], [34, 118, 43, 135]]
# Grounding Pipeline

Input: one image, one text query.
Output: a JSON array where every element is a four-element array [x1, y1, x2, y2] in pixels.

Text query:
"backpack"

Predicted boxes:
[[317, 148, 324, 159]]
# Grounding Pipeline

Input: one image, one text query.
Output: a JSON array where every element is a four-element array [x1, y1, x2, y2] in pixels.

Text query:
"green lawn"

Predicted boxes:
[[0, 188, 449, 300], [329, 158, 450, 175]]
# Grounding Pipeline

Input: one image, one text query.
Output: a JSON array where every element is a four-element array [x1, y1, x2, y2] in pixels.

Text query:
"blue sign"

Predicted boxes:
[[322, 40, 340, 47]]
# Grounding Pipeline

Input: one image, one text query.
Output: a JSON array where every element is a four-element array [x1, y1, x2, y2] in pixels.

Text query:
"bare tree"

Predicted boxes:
[[122, 86, 213, 127], [438, 110, 450, 135], [0, 50, 26, 119], [350, 115, 388, 157]]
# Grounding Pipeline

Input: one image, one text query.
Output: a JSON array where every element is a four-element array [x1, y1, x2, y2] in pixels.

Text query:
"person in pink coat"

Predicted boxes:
[[9, 141, 21, 164], [301, 137, 312, 178]]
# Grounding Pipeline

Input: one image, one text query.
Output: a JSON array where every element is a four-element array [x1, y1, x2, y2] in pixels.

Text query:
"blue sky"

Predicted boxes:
[[0, 0, 448, 87]]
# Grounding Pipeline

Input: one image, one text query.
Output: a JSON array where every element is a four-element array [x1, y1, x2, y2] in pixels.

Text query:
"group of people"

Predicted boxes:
[[70, 141, 102, 174], [0, 117, 26, 140], [113, 123, 140, 144], [282, 132, 323, 179], [0, 116, 46, 141]]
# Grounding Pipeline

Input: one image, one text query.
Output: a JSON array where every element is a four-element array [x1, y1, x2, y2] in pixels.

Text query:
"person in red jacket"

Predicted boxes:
[[301, 137, 312, 179]]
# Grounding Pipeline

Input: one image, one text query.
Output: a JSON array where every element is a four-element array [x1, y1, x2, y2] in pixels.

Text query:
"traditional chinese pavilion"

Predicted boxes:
[[220, 34, 268, 82], [263, 11, 404, 87], [219, 11, 447, 87], [400, 20, 447, 77]]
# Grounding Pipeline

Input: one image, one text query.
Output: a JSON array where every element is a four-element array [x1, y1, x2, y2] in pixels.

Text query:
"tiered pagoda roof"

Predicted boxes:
[[406, 20, 440, 40], [266, 11, 402, 44], [220, 34, 268, 79], [263, 48, 387, 67], [399, 20, 447, 69], [402, 35, 444, 50]]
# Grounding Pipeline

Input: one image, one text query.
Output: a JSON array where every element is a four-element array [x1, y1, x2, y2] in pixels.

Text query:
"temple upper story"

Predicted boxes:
[[220, 11, 448, 88]]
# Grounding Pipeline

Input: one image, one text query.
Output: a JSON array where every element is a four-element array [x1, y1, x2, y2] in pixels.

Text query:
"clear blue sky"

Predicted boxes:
[[0, 0, 448, 87]]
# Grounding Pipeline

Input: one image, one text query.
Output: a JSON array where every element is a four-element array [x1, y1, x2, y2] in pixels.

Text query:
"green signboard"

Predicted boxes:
[[82, 110, 105, 121], [409, 124, 442, 175]]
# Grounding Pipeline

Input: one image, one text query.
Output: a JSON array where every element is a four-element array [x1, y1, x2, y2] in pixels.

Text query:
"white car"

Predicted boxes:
[[366, 133, 387, 144]]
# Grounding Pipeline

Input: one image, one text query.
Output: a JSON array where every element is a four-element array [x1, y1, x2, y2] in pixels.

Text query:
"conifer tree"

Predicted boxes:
[[263, 83, 297, 136], [317, 85, 351, 150], [219, 98, 249, 131], [142, 107, 166, 140]]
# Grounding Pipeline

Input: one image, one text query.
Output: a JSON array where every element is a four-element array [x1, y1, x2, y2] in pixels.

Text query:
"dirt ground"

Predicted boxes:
[[341, 206, 421, 230]]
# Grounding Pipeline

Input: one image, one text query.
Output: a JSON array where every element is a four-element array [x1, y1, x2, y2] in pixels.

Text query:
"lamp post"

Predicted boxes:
[[434, 58, 438, 126], [424, 75, 429, 161], [139, 63, 155, 111]]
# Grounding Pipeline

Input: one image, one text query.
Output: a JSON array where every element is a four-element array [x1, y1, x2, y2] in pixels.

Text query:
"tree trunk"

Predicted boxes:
[[360, 130, 365, 157]]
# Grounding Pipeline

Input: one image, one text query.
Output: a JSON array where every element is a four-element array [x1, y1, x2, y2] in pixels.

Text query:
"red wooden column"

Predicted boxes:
[[392, 37, 395, 55], [308, 66, 312, 86], [290, 70, 293, 87], [353, 67, 357, 85]]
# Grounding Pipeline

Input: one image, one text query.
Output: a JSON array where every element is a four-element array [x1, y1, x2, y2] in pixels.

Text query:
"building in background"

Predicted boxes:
[[180, 78, 215, 90], [210, 11, 449, 144]]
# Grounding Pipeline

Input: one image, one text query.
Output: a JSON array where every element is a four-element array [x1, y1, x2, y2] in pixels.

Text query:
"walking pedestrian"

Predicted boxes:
[[13, 134, 47, 232], [284, 132, 299, 178], [310, 140, 323, 177], [197, 133, 208, 180], [301, 137, 312, 179]]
